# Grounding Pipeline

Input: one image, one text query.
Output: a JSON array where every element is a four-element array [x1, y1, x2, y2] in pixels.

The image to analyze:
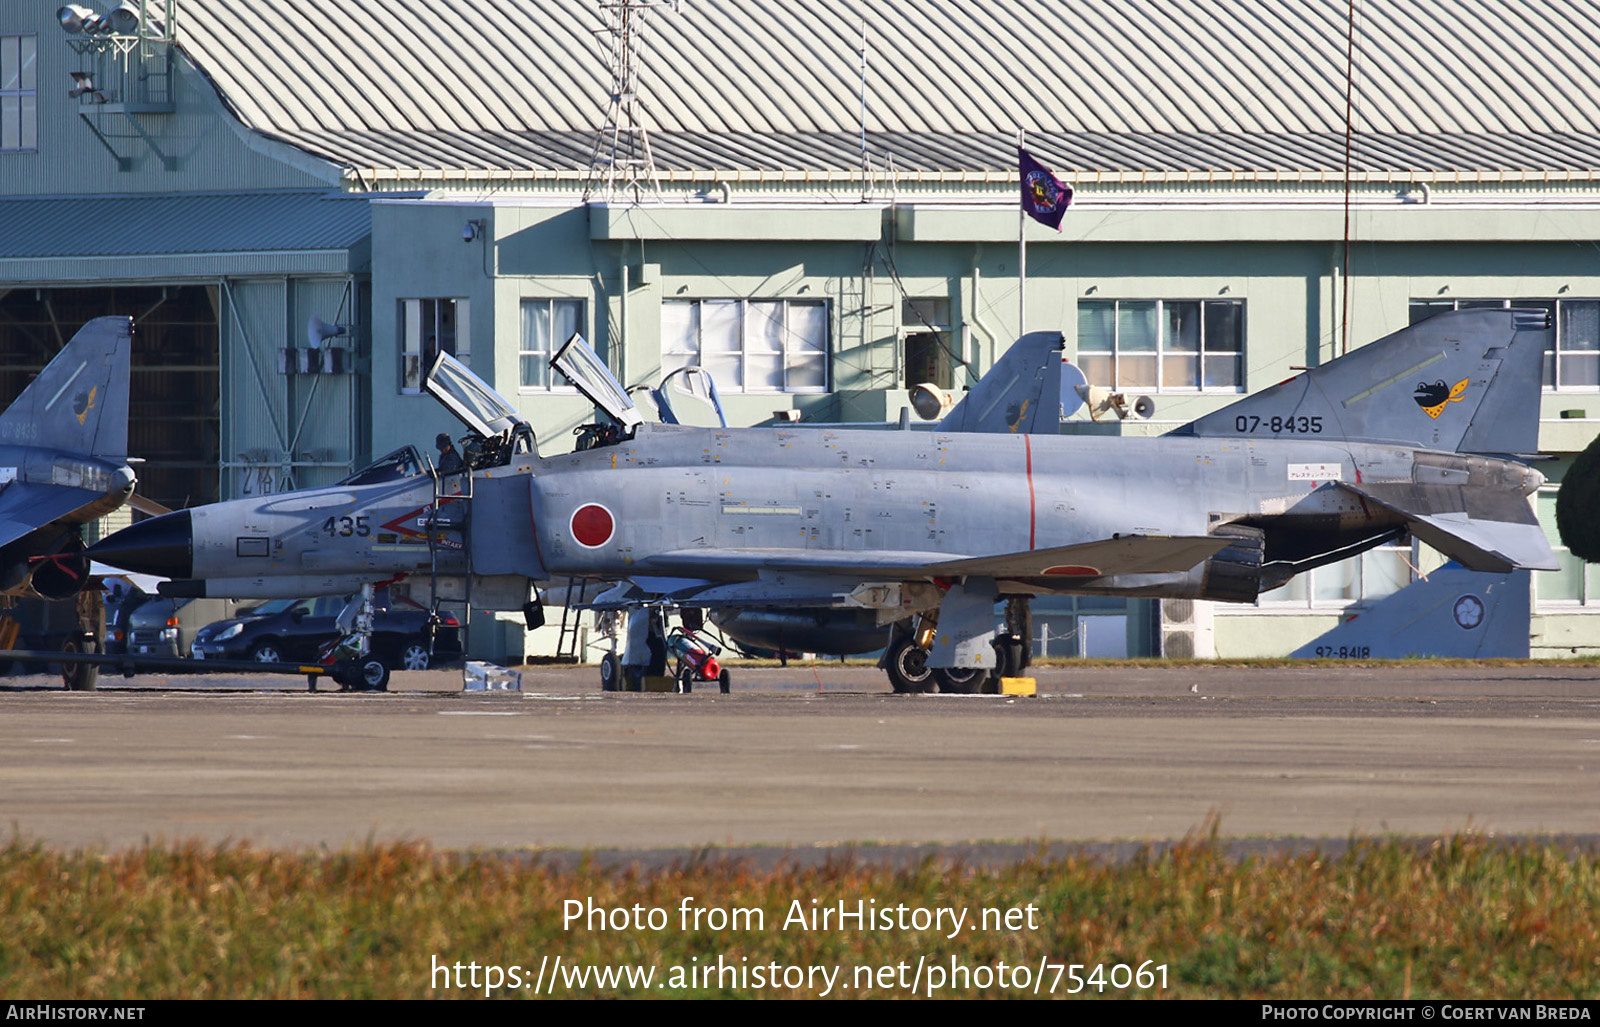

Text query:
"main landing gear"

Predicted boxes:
[[882, 596, 1032, 695]]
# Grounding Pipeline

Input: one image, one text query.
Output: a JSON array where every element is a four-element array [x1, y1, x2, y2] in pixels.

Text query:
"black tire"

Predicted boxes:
[[718, 668, 730, 694], [356, 658, 390, 692], [60, 638, 97, 692], [885, 639, 934, 694], [991, 635, 1028, 689], [677, 666, 694, 693], [934, 666, 984, 693], [599, 653, 621, 691]]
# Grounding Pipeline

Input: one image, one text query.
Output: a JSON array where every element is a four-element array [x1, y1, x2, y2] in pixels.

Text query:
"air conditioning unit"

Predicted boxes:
[[1160, 597, 1214, 659]]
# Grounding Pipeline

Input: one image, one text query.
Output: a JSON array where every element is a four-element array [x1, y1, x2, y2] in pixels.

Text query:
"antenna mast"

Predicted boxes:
[[585, 0, 682, 203]]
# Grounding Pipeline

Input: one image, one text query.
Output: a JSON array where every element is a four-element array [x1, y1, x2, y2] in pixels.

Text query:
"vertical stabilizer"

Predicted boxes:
[[0, 316, 132, 461], [1171, 309, 1548, 454], [1290, 565, 1529, 659], [939, 330, 1066, 434]]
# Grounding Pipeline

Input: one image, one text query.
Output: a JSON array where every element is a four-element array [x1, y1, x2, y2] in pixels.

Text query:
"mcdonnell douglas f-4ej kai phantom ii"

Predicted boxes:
[[0, 316, 139, 688], [88, 308, 1558, 692]]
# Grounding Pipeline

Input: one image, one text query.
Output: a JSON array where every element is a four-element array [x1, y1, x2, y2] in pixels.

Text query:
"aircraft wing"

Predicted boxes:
[[1334, 481, 1558, 573], [633, 535, 1231, 582], [0, 482, 109, 550]]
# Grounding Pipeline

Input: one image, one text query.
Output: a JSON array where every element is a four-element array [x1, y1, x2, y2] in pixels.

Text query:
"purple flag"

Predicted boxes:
[[1019, 148, 1072, 230]]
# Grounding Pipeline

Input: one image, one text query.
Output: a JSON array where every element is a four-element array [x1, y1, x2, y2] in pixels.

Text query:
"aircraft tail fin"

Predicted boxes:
[[1170, 308, 1549, 454], [0, 316, 132, 461], [1290, 564, 1529, 659], [938, 331, 1065, 434]]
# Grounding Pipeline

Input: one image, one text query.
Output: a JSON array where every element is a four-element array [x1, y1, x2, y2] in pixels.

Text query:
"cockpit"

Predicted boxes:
[[424, 350, 538, 469]]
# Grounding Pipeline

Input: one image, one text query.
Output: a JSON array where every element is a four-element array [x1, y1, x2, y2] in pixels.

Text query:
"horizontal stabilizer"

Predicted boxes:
[[1335, 482, 1557, 573]]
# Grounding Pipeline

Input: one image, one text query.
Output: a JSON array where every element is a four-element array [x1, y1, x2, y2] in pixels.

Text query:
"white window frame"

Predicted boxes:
[[518, 297, 584, 393], [1237, 541, 1421, 612], [399, 298, 469, 395], [1410, 298, 1600, 392], [0, 35, 38, 153], [662, 298, 828, 394], [1076, 298, 1245, 393], [1532, 485, 1600, 609]]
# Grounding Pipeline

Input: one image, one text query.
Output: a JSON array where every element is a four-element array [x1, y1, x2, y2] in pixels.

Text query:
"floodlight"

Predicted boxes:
[[58, 5, 96, 34], [108, 2, 141, 34]]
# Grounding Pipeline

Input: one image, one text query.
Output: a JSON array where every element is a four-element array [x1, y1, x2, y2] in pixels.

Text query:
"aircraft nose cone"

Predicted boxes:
[[87, 509, 193, 579]]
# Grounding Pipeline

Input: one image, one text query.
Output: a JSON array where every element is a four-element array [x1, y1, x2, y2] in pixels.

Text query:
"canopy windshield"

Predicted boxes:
[[552, 333, 643, 430], [424, 351, 528, 438]]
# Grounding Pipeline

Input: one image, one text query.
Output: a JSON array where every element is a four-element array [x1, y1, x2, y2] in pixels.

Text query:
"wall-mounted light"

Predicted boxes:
[[462, 218, 485, 243]]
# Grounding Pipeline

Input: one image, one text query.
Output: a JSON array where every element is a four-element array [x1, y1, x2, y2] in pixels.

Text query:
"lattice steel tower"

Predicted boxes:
[[585, 0, 681, 203]]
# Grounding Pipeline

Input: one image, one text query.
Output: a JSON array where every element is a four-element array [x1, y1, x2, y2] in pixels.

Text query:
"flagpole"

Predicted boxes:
[[1018, 128, 1027, 336]]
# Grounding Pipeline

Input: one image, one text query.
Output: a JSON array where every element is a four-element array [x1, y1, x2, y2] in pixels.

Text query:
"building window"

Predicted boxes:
[[1077, 299, 1244, 392], [1250, 542, 1417, 609], [1, 36, 38, 152], [399, 298, 468, 394], [1532, 487, 1600, 607], [519, 298, 583, 391], [1411, 298, 1599, 390], [662, 299, 827, 393], [902, 297, 955, 389]]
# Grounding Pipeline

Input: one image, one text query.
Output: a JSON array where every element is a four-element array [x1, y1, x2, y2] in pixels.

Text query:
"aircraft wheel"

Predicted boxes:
[[885, 639, 934, 694], [400, 642, 431, 671], [251, 642, 283, 664], [676, 667, 694, 693], [599, 653, 621, 691], [60, 638, 98, 692], [718, 668, 730, 694], [992, 635, 1025, 679], [934, 666, 984, 693], [356, 658, 390, 692]]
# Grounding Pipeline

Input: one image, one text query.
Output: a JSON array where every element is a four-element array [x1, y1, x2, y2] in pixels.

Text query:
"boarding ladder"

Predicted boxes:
[[553, 576, 598, 663], [424, 461, 472, 662]]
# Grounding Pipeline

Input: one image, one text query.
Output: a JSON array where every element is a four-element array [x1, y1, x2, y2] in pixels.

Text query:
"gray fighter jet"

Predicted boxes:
[[0, 316, 137, 688], [0, 316, 135, 599], [89, 308, 1557, 691]]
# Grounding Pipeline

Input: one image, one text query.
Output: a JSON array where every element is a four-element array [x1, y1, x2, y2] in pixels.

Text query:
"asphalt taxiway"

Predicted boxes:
[[3, 663, 1598, 853]]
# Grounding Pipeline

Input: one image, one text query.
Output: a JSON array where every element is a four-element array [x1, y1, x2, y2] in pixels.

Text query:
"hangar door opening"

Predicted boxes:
[[0, 285, 220, 512]]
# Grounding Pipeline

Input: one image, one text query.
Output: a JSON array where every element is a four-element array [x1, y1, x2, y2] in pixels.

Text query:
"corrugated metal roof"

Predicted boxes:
[[0, 191, 372, 258], [171, 0, 1600, 178], [257, 127, 1600, 177]]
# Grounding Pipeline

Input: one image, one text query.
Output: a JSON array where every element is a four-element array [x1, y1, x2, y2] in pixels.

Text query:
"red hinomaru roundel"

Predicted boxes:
[[570, 503, 615, 548]]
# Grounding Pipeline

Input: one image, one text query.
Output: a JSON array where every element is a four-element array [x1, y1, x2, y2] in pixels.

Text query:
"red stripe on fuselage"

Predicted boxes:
[[1024, 435, 1036, 551]]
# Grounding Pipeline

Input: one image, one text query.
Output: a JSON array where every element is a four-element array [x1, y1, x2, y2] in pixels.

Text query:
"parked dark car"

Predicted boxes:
[[123, 597, 241, 659], [190, 593, 461, 671], [102, 586, 151, 657]]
